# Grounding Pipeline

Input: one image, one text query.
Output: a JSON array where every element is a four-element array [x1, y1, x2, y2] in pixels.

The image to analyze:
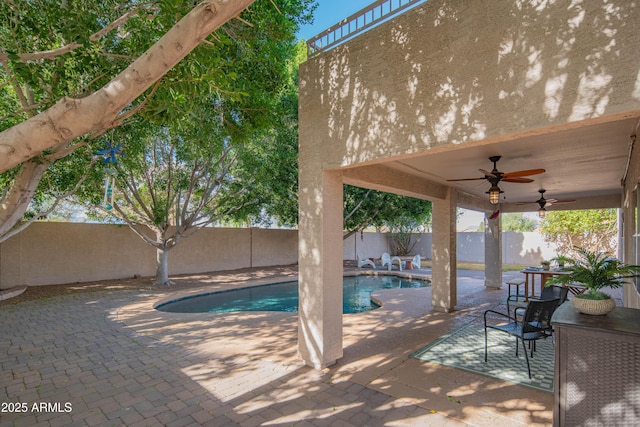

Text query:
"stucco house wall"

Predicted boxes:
[[299, 0, 640, 171], [297, 0, 640, 366]]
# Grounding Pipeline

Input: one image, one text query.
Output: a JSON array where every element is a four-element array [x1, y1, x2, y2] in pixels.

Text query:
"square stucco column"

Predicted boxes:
[[431, 190, 457, 312], [297, 170, 343, 369], [485, 211, 502, 288]]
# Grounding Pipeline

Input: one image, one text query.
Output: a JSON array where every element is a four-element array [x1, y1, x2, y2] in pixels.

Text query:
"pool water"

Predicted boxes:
[[156, 275, 430, 314]]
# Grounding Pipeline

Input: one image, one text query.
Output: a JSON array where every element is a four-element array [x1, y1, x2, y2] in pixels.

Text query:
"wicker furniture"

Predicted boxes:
[[552, 303, 640, 426]]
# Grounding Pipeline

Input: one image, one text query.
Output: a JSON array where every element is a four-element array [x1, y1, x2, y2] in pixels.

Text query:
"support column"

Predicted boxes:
[[297, 170, 343, 369], [431, 189, 457, 312], [484, 209, 502, 288]]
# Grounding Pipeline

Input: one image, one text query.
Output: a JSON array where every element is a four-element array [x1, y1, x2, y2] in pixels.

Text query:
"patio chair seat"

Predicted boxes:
[[357, 254, 376, 268], [381, 252, 402, 271], [484, 298, 560, 379], [507, 284, 568, 316]]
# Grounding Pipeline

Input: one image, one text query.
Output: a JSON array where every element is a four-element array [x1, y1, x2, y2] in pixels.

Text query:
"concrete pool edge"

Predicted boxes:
[[151, 268, 432, 311]]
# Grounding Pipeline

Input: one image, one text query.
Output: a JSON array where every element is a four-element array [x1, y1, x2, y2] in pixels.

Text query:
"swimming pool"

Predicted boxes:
[[155, 275, 430, 314]]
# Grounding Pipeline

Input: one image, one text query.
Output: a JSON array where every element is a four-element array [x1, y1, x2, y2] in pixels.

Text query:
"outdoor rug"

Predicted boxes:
[[411, 319, 554, 393]]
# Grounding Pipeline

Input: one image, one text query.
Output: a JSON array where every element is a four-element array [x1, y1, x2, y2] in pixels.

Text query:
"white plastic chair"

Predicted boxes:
[[411, 254, 421, 269], [381, 252, 402, 271], [357, 254, 376, 269]]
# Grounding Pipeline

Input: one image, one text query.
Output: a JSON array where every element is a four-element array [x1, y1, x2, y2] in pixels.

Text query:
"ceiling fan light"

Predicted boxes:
[[487, 184, 502, 205], [539, 207, 546, 218]]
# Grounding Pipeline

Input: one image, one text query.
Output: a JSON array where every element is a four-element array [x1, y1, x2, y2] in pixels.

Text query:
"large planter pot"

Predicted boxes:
[[571, 296, 616, 315]]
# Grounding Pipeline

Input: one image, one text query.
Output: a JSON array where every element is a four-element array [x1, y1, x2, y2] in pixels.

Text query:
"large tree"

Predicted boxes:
[[0, 0, 255, 172], [0, 0, 314, 242], [78, 7, 310, 285], [540, 209, 618, 256], [88, 121, 251, 285]]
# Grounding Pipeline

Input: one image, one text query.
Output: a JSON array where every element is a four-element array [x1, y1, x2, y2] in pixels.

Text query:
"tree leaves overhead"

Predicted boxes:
[[0, 0, 150, 123], [0, 0, 316, 241]]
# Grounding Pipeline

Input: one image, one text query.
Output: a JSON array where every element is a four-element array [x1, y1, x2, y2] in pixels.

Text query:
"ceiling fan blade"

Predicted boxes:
[[479, 169, 497, 177], [447, 177, 487, 182], [546, 199, 576, 206], [502, 177, 535, 183], [515, 197, 576, 206], [502, 168, 546, 178]]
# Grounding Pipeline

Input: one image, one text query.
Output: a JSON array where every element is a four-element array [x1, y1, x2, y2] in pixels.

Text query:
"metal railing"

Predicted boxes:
[[306, 0, 426, 57]]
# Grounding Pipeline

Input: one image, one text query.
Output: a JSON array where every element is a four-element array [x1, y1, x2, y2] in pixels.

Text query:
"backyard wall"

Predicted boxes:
[[0, 223, 557, 289], [0, 223, 297, 289], [342, 231, 558, 265]]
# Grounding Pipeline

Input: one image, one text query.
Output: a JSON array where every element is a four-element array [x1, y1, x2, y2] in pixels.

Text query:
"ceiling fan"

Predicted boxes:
[[447, 156, 545, 204], [516, 189, 576, 207], [447, 156, 545, 184], [516, 189, 576, 217]]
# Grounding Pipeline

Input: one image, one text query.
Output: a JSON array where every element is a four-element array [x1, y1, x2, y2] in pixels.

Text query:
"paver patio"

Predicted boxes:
[[1, 266, 556, 426]]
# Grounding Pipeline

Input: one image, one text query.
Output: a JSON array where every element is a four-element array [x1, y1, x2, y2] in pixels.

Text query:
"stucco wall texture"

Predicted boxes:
[[0, 223, 297, 289], [299, 0, 640, 168]]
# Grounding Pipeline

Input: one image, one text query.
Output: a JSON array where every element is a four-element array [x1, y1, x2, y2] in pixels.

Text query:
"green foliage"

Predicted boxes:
[[235, 42, 306, 227], [540, 209, 617, 255], [1, 0, 315, 236], [0, 0, 152, 130], [387, 216, 424, 256], [344, 186, 432, 239], [546, 247, 640, 299], [501, 213, 537, 232]]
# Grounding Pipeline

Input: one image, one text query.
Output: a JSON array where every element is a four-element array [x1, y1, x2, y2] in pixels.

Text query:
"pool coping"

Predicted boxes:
[[151, 268, 432, 310]]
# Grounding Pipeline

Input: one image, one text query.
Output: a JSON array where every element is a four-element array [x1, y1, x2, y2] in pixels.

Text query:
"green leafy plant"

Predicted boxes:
[[546, 247, 640, 300]]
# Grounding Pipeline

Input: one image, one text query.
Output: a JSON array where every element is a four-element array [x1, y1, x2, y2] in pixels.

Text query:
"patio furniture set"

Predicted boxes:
[[357, 253, 421, 271]]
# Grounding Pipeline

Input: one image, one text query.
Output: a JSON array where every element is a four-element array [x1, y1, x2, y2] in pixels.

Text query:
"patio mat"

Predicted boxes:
[[410, 319, 554, 393]]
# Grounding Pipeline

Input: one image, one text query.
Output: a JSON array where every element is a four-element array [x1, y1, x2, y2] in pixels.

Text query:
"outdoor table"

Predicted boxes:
[[519, 268, 571, 301]]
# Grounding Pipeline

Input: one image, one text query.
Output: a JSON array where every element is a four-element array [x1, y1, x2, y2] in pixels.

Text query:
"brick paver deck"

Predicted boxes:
[[1, 268, 554, 426]]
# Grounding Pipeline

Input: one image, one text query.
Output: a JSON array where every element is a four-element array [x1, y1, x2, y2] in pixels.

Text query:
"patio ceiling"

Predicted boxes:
[[378, 116, 639, 212]]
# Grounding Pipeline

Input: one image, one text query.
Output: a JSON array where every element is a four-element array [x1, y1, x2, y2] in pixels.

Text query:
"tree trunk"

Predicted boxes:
[[0, 161, 49, 241], [155, 246, 174, 286]]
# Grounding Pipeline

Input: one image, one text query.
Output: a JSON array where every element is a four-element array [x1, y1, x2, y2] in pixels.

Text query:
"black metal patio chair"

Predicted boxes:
[[484, 298, 560, 379], [506, 284, 569, 316]]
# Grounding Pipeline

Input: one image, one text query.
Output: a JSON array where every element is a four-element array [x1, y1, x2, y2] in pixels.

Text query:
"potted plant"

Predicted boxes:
[[546, 247, 640, 315], [540, 260, 551, 271]]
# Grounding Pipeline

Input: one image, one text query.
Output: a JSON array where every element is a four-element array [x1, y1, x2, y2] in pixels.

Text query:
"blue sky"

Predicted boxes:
[[297, 1, 375, 41]]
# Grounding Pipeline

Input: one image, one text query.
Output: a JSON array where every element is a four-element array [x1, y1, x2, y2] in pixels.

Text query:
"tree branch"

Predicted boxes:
[[0, 7, 146, 65], [0, 0, 256, 173]]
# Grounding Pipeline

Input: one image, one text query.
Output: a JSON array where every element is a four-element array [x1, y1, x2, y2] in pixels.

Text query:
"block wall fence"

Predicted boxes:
[[0, 222, 557, 289]]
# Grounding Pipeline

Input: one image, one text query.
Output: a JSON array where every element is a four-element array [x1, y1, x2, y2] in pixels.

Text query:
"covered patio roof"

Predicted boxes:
[[355, 115, 636, 212]]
